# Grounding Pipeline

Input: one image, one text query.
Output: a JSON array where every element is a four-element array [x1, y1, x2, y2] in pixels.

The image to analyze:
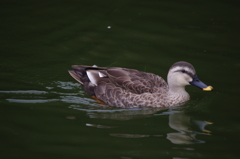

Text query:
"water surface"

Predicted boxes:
[[1, 0, 240, 159]]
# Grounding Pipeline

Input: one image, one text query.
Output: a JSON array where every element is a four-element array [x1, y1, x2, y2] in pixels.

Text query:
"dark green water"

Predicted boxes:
[[1, 0, 240, 158]]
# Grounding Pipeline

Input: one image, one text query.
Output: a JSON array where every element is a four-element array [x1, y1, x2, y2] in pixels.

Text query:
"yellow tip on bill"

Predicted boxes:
[[203, 86, 213, 91]]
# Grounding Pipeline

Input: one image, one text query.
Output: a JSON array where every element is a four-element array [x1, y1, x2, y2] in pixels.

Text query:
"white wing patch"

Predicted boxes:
[[99, 72, 107, 78], [86, 70, 108, 86], [86, 70, 98, 86]]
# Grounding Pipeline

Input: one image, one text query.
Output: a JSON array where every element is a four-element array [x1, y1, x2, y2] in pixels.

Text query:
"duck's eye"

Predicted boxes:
[[181, 70, 186, 73]]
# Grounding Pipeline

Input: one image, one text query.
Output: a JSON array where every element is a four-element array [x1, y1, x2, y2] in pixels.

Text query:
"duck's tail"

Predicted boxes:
[[68, 70, 84, 85]]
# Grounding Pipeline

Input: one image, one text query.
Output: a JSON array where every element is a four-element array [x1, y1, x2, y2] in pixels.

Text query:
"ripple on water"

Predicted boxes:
[[1, 81, 95, 105]]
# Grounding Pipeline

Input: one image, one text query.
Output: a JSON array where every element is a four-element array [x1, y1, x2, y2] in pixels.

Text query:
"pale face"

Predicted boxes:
[[167, 66, 195, 87]]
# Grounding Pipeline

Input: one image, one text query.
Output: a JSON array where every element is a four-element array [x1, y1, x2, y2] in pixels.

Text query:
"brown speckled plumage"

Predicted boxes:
[[68, 61, 212, 108]]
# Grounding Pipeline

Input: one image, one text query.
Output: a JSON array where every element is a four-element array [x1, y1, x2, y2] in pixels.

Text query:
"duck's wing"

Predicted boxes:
[[69, 65, 168, 96], [104, 67, 168, 94]]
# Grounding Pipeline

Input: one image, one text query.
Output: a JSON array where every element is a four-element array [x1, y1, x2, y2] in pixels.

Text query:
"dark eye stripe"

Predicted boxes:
[[175, 69, 194, 77]]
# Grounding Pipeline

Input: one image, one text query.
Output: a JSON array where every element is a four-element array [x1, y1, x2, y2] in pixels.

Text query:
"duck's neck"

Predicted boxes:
[[167, 86, 190, 103]]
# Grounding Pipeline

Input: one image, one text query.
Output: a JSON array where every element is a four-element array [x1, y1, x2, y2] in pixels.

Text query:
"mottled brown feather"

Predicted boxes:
[[68, 65, 171, 107]]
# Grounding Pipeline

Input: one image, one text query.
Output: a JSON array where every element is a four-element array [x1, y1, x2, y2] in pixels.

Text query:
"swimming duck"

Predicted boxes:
[[68, 61, 213, 108]]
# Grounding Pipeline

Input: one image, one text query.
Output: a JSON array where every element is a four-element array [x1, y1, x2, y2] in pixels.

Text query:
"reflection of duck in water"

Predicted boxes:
[[167, 111, 212, 144], [83, 107, 212, 144], [68, 61, 213, 108]]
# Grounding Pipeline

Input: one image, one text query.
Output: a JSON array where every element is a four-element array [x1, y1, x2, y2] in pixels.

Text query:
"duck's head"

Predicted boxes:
[[167, 61, 213, 92]]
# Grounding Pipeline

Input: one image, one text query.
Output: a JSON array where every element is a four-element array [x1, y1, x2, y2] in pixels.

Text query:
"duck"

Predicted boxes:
[[68, 61, 213, 108]]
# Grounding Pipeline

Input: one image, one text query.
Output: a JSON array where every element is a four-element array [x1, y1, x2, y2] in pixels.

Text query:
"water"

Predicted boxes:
[[1, 0, 240, 158]]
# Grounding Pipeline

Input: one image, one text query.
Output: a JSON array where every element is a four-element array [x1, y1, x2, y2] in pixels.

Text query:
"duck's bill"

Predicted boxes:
[[189, 76, 213, 91], [202, 86, 213, 91]]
